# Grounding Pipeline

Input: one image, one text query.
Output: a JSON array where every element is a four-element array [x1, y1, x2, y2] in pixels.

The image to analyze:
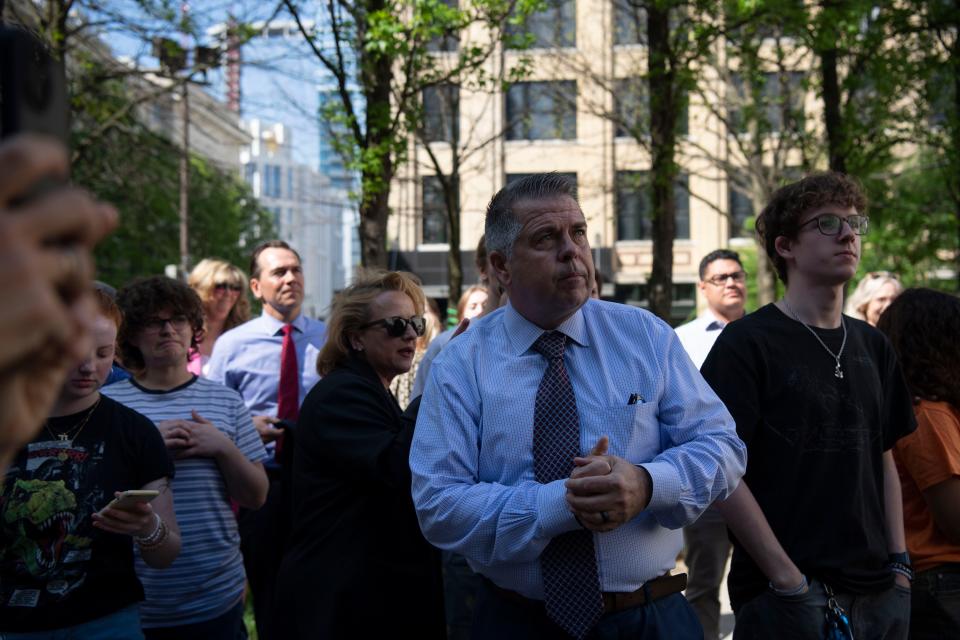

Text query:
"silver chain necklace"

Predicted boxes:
[[781, 299, 847, 379]]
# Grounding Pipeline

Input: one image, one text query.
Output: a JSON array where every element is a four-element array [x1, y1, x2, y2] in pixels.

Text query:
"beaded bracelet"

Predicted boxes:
[[769, 574, 808, 597], [887, 562, 913, 582], [135, 514, 167, 549], [137, 519, 169, 550]]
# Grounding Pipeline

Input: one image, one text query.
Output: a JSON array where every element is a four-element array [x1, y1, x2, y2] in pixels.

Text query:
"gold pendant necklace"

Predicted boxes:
[[44, 397, 102, 445]]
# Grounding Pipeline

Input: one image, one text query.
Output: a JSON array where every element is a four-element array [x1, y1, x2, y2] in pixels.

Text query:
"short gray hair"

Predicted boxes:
[[485, 173, 579, 258]]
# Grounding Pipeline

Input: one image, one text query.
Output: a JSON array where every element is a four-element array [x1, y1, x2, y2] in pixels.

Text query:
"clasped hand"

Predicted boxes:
[[564, 436, 653, 532], [157, 410, 228, 459]]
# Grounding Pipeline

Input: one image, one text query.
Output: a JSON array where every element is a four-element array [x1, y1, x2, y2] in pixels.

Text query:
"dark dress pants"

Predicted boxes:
[[911, 564, 960, 639], [682, 507, 731, 640], [239, 473, 285, 640], [471, 579, 703, 640]]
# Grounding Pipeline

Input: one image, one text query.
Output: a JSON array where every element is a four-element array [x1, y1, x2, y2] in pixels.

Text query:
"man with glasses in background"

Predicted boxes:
[[675, 249, 747, 640], [207, 240, 327, 639], [701, 173, 916, 639]]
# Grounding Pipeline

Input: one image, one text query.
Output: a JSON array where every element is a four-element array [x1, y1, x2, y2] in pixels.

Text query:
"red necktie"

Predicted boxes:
[[276, 324, 299, 459]]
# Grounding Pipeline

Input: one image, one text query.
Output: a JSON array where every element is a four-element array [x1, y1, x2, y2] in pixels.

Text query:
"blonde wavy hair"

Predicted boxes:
[[844, 272, 903, 321], [317, 270, 426, 376], [188, 258, 251, 332]]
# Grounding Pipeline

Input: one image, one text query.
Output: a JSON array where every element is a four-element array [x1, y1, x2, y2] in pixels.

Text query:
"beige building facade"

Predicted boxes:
[[389, 0, 810, 322]]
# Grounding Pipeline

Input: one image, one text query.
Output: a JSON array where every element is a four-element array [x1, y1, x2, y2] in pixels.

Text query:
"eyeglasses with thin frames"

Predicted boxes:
[[798, 213, 869, 236], [143, 315, 190, 333], [360, 315, 426, 338], [704, 271, 747, 287]]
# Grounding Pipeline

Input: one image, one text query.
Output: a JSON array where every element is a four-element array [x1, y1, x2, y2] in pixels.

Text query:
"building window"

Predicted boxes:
[[422, 84, 459, 143], [422, 176, 449, 244], [727, 175, 754, 238], [613, 0, 646, 45], [506, 81, 577, 141], [263, 164, 283, 198], [507, 0, 575, 48], [612, 282, 697, 324], [616, 171, 690, 241], [287, 167, 294, 198], [243, 162, 257, 187], [427, 0, 459, 51], [728, 72, 805, 134], [614, 78, 688, 138]]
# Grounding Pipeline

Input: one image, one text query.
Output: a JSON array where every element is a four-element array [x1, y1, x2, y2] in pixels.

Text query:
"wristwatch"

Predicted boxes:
[[888, 552, 911, 566]]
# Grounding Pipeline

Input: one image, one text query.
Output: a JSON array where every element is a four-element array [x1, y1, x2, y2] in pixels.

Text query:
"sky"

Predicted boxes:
[[94, 1, 328, 166]]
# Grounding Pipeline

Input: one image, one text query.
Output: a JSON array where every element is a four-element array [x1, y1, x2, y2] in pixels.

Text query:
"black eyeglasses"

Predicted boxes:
[[798, 213, 869, 236], [360, 315, 426, 337], [704, 270, 747, 286], [144, 314, 190, 333], [214, 283, 243, 292]]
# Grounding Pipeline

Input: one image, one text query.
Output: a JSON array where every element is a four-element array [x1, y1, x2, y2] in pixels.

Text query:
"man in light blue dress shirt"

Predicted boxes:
[[206, 240, 326, 640], [410, 174, 747, 639], [674, 249, 747, 640]]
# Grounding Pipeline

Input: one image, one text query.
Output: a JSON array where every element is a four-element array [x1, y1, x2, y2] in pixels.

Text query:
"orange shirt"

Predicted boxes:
[[893, 400, 960, 573]]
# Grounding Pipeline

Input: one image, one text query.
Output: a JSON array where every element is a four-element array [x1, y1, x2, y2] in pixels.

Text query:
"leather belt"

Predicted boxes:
[[487, 572, 688, 615]]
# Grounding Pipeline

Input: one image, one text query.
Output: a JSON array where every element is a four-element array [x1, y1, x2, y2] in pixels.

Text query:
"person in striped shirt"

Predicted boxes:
[[104, 276, 268, 639]]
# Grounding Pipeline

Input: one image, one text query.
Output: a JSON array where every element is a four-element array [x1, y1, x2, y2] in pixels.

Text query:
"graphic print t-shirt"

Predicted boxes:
[[0, 396, 173, 632]]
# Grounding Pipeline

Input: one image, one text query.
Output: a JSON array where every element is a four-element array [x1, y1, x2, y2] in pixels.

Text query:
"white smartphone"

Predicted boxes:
[[98, 489, 160, 514]]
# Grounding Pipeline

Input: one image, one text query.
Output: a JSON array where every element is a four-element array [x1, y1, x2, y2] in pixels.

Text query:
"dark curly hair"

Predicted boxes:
[[757, 172, 867, 284], [876, 288, 960, 409], [116, 276, 205, 371]]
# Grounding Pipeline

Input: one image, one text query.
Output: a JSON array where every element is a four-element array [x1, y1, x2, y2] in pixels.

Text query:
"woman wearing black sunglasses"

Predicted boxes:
[[273, 270, 445, 639]]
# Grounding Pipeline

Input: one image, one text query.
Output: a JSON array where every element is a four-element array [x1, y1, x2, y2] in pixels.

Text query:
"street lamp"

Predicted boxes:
[[152, 37, 221, 278]]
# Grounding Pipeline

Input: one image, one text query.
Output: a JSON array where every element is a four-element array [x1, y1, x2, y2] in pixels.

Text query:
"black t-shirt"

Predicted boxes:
[[701, 304, 916, 610], [0, 395, 174, 631]]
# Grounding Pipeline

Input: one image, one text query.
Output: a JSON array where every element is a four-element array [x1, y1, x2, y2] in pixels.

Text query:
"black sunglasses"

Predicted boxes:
[[360, 315, 426, 337], [214, 283, 243, 292]]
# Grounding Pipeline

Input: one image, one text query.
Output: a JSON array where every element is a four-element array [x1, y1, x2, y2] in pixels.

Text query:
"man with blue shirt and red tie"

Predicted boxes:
[[410, 173, 747, 639], [207, 240, 326, 640]]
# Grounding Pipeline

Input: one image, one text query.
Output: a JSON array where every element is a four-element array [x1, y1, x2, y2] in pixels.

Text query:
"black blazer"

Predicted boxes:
[[273, 354, 444, 639]]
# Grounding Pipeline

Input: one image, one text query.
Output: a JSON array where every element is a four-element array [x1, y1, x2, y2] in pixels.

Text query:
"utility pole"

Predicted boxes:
[[154, 0, 221, 278]]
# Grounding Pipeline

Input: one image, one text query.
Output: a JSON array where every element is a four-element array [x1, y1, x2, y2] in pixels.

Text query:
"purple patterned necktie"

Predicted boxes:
[[532, 331, 603, 639]]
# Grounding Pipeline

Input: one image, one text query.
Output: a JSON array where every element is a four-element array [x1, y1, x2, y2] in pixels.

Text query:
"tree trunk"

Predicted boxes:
[[358, 166, 391, 269], [952, 22, 960, 292], [750, 186, 777, 305], [647, 4, 678, 321], [445, 173, 462, 303], [820, 46, 846, 173], [358, 12, 394, 270]]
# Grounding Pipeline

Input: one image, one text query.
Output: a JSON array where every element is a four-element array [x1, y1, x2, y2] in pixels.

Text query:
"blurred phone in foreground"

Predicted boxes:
[[0, 26, 69, 144]]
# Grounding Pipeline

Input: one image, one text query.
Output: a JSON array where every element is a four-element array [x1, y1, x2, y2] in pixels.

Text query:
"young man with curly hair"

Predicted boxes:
[[103, 276, 268, 639], [701, 173, 917, 639]]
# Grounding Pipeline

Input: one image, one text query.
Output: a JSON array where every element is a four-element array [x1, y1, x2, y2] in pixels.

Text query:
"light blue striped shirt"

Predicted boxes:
[[103, 377, 268, 627], [410, 299, 746, 599]]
